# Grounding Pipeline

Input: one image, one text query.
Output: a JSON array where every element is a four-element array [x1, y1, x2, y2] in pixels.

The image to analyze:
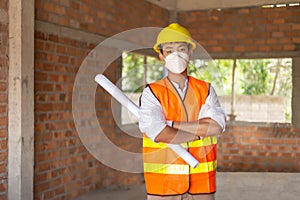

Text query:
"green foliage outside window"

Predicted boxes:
[[121, 52, 292, 122], [121, 52, 164, 93], [190, 58, 292, 121]]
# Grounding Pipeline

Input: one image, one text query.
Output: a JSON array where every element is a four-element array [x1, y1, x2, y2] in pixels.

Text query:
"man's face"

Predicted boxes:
[[161, 42, 190, 57]]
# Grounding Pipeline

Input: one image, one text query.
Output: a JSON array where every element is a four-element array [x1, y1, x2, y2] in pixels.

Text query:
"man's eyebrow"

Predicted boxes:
[[178, 43, 188, 48], [164, 46, 173, 50]]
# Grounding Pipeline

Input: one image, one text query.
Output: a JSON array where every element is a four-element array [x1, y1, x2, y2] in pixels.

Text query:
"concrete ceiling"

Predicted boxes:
[[146, 0, 299, 11]]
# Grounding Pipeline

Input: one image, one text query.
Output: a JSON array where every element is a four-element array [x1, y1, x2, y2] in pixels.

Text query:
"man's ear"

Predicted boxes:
[[188, 50, 193, 58], [158, 53, 165, 62]]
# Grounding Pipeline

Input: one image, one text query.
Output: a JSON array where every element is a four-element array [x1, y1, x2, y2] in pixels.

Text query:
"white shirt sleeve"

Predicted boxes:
[[138, 87, 168, 142], [198, 85, 226, 132]]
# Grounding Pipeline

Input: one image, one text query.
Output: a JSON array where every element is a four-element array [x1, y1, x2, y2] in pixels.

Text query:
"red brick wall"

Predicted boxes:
[[36, 0, 169, 37], [179, 6, 300, 56], [219, 123, 300, 172], [34, 31, 90, 199], [34, 0, 168, 199], [0, 0, 8, 199], [34, 31, 144, 200]]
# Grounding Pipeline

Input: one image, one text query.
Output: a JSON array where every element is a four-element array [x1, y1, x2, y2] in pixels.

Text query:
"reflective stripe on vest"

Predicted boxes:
[[143, 136, 217, 148], [142, 76, 217, 195], [144, 160, 217, 175]]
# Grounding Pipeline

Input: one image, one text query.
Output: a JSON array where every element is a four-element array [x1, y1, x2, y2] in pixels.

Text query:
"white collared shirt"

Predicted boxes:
[[139, 78, 226, 142]]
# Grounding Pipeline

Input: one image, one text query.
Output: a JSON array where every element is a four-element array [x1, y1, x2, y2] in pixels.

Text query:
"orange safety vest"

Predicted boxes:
[[142, 76, 218, 196]]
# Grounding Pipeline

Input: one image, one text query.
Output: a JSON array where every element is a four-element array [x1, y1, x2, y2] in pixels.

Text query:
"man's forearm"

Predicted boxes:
[[154, 126, 199, 144], [173, 118, 223, 137], [154, 118, 222, 144]]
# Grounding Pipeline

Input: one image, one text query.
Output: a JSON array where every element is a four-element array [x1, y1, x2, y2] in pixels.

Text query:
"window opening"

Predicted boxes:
[[121, 52, 164, 125], [190, 58, 292, 123]]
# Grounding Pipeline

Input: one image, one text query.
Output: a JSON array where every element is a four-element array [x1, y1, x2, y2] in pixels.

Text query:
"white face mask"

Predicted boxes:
[[164, 52, 189, 74]]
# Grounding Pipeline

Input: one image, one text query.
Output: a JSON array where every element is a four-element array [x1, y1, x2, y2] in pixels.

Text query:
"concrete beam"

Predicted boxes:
[[35, 20, 106, 45], [169, 10, 178, 23], [207, 51, 300, 60], [35, 20, 157, 56], [8, 0, 34, 200], [146, 0, 298, 11]]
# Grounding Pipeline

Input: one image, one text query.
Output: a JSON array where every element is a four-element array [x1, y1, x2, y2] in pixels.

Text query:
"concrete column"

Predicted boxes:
[[8, 0, 34, 200], [292, 58, 300, 129], [169, 10, 178, 23]]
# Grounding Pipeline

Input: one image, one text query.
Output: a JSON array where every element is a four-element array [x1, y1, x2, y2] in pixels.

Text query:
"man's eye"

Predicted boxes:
[[167, 50, 173, 54]]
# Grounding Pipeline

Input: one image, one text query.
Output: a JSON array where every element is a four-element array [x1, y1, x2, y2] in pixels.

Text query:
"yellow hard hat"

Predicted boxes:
[[153, 23, 196, 53]]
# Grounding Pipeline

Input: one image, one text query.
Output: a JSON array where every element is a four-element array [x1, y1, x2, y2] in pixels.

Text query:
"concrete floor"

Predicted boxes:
[[75, 172, 300, 200]]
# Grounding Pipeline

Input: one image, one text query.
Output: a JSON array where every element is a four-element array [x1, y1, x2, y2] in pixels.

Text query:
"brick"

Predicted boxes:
[[0, 82, 6, 92], [35, 52, 47, 61], [238, 8, 250, 14], [0, 163, 6, 173], [35, 72, 48, 81], [266, 38, 277, 44], [258, 45, 270, 51], [279, 38, 291, 43], [0, 106, 6, 114], [285, 139, 297, 145], [258, 138, 271, 144], [258, 151, 269, 157], [0, 151, 7, 162], [286, 31, 299, 37], [211, 47, 222, 52], [272, 139, 284, 144], [35, 173, 47, 182], [35, 132, 52, 142], [56, 45, 66, 54], [35, 181, 50, 193], [44, 190, 55, 199], [49, 74, 59, 82], [234, 46, 245, 52], [270, 45, 283, 51], [0, 117, 7, 127], [0, 129, 6, 138], [36, 10, 48, 21], [292, 37, 300, 43], [266, 25, 279, 31], [241, 137, 258, 144], [292, 24, 300, 30], [0, 183, 7, 193], [283, 44, 296, 51], [43, 1, 55, 13], [48, 13, 60, 24], [278, 23, 291, 32], [270, 152, 280, 157], [0, 140, 7, 149], [0, 94, 7, 103], [278, 145, 290, 152], [272, 32, 284, 38], [273, 18, 285, 24], [37, 162, 51, 173], [54, 5, 66, 15], [224, 143, 237, 149], [58, 56, 69, 64]]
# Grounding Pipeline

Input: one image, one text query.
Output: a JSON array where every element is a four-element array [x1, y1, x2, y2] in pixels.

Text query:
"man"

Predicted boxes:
[[139, 23, 226, 200]]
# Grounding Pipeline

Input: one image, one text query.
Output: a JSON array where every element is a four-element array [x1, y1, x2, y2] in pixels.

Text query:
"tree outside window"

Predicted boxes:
[[121, 53, 292, 124]]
